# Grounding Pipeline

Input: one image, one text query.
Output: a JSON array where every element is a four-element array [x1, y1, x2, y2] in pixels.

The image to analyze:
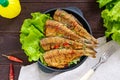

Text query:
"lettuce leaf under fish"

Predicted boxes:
[[20, 12, 51, 63]]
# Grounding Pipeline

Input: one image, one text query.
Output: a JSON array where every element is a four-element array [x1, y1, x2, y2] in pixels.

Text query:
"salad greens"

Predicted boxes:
[[97, 0, 120, 44], [20, 12, 51, 63], [20, 12, 80, 66], [68, 58, 80, 66]]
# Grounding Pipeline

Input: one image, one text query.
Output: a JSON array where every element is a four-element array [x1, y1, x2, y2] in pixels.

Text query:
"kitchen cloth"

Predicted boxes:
[[18, 36, 120, 80]]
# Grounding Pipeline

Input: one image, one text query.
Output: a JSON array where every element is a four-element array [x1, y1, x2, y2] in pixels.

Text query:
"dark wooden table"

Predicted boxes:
[[0, 0, 105, 80]]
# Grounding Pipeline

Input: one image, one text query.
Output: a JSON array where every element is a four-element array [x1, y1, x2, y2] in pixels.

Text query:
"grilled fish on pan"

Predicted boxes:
[[41, 9, 98, 69], [40, 36, 94, 51], [45, 20, 94, 45], [45, 19, 80, 40], [53, 9, 98, 44], [43, 48, 96, 68]]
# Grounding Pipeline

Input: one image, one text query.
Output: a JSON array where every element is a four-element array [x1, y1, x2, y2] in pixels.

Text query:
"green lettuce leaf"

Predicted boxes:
[[102, 1, 120, 22], [20, 12, 51, 63], [97, 0, 112, 8], [112, 31, 120, 44], [31, 12, 52, 33], [97, 0, 120, 45]]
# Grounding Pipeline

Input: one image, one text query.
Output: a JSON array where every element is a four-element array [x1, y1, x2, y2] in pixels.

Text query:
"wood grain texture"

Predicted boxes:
[[0, 3, 104, 35], [20, 0, 97, 2], [0, 65, 21, 80], [0, 0, 105, 80]]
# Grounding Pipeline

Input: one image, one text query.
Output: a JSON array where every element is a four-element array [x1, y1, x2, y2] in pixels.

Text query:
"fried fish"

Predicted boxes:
[[45, 20, 93, 45], [40, 36, 94, 51], [43, 48, 96, 68], [53, 9, 98, 44]]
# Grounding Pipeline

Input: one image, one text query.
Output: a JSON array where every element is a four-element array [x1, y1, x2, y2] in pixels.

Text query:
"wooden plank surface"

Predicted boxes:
[[0, 0, 105, 80], [20, 0, 97, 2], [0, 2, 104, 35]]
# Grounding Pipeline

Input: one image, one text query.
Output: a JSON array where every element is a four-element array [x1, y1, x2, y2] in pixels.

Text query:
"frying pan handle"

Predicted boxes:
[[64, 7, 84, 17]]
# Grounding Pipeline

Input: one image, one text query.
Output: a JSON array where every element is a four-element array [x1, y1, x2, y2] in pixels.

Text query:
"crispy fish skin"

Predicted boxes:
[[40, 37, 94, 51], [40, 37, 84, 50], [43, 49, 84, 68], [45, 20, 93, 45], [53, 9, 98, 44], [43, 10, 98, 68], [45, 19, 80, 41], [43, 49, 96, 68]]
